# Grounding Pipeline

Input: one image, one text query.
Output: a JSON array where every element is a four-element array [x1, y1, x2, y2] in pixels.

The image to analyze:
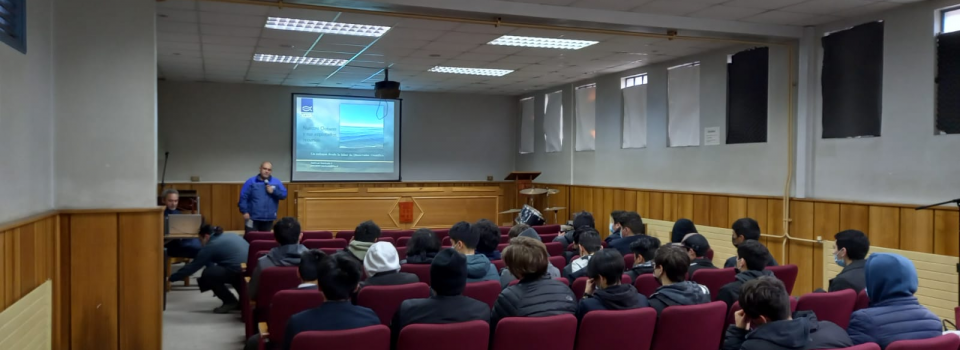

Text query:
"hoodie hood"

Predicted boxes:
[[466, 254, 494, 278], [746, 312, 820, 349], [653, 281, 711, 306], [481, 250, 502, 261], [267, 244, 308, 266], [519, 228, 541, 241], [736, 269, 774, 283], [671, 218, 698, 243], [594, 284, 643, 310], [347, 240, 375, 261], [363, 242, 401, 277], [865, 253, 918, 305]]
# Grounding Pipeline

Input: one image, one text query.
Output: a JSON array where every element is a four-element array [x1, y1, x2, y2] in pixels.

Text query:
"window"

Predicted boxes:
[[727, 47, 769, 144], [938, 8, 960, 134], [0, 0, 26, 53], [943, 7, 960, 34], [821, 21, 884, 139], [574, 84, 596, 151], [621, 74, 648, 89]]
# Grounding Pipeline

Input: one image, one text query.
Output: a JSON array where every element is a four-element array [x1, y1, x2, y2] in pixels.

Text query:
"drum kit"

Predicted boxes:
[[499, 187, 566, 225]]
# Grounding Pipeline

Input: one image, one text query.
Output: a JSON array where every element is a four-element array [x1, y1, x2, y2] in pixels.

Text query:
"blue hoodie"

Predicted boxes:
[[465, 254, 499, 283], [238, 175, 287, 221], [847, 253, 942, 349]]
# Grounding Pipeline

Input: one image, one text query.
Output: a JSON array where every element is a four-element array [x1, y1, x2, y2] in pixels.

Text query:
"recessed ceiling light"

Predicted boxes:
[[488, 35, 598, 50], [427, 66, 513, 77], [253, 54, 347, 66], [265, 17, 391, 37]]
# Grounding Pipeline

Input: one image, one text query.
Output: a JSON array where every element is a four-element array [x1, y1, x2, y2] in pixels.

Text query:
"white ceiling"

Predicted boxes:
[[156, 0, 915, 94]]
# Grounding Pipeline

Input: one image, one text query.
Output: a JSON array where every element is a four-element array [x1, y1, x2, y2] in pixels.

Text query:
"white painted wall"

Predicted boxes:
[[54, 0, 158, 208], [812, 0, 960, 205], [0, 0, 55, 223], [157, 81, 517, 182]]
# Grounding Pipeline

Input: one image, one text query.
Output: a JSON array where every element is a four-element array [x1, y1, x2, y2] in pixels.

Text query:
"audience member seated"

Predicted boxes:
[[343, 220, 381, 266], [725, 218, 779, 269], [362, 242, 419, 287], [507, 223, 531, 239], [554, 210, 595, 248], [576, 249, 648, 321], [499, 228, 562, 287], [608, 212, 645, 256], [243, 249, 325, 350], [671, 218, 698, 244], [626, 235, 661, 283], [847, 253, 942, 349], [391, 248, 491, 344], [449, 221, 499, 283], [168, 224, 248, 313], [605, 210, 626, 244], [828, 230, 870, 293], [282, 252, 380, 350], [719, 240, 776, 309], [563, 228, 602, 282], [249, 217, 308, 300], [682, 233, 717, 278], [492, 237, 577, 329], [648, 245, 710, 315], [724, 277, 853, 350], [474, 219, 503, 261], [163, 188, 202, 258], [401, 228, 441, 264]]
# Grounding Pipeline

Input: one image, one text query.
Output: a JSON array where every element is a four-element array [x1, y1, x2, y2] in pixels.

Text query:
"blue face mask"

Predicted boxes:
[[609, 223, 615, 234], [834, 252, 846, 267]]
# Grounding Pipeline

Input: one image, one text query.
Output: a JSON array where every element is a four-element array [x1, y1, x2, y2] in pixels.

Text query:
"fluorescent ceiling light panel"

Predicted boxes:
[[428, 66, 513, 77], [489, 35, 598, 50], [253, 54, 347, 66], [265, 17, 390, 37]]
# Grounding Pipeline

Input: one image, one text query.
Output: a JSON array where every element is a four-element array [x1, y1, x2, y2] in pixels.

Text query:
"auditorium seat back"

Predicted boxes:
[[539, 233, 558, 242], [397, 237, 410, 248], [377, 237, 396, 246], [532, 225, 561, 235], [497, 243, 509, 252], [766, 264, 798, 295], [255, 267, 301, 320], [433, 229, 449, 242], [508, 278, 569, 287], [886, 334, 960, 350], [398, 321, 489, 350], [267, 290, 324, 349], [831, 344, 881, 350], [651, 301, 726, 350], [855, 289, 869, 311], [335, 231, 353, 242], [245, 231, 273, 243], [796, 289, 857, 329], [380, 230, 403, 241], [357, 282, 431, 325], [500, 235, 511, 244], [396, 246, 407, 260], [498, 226, 511, 236], [399, 264, 431, 285], [493, 314, 576, 350], [463, 280, 500, 308], [302, 238, 347, 249], [442, 237, 452, 247], [493, 259, 506, 272], [549, 256, 566, 271], [633, 274, 661, 297], [576, 308, 656, 350], [246, 240, 279, 276], [290, 325, 390, 350], [691, 268, 736, 301], [302, 231, 333, 240], [544, 242, 564, 256], [623, 254, 634, 271]]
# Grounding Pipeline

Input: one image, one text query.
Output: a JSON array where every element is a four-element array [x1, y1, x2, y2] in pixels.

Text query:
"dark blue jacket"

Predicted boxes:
[[608, 234, 643, 256], [169, 233, 248, 281], [283, 301, 380, 350], [847, 253, 942, 349], [576, 284, 648, 321], [238, 175, 287, 221]]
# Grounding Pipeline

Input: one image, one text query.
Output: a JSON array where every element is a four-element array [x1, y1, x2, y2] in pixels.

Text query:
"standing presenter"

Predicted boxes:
[[239, 161, 287, 232]]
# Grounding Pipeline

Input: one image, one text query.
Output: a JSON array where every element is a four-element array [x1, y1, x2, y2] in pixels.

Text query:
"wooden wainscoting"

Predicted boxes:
[[0, 281, 53, 349], [0, 212, 60, 349]]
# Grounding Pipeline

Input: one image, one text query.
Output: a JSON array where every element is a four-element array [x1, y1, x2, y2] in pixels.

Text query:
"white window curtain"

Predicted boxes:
[[544, 90, 563, 153], [575, 86, 596, 151], [519, 98, 534, 154], [621, 84, 647, 149], [668, 64, 701, 147]]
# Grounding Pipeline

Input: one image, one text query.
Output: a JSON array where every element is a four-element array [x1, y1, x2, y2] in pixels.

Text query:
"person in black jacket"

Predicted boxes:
[[392, 248, 490, 345], [724, 277, 853, 350], [828, 230, 869, 293], [402, 228, 441, 264], [648, 245, 711, 315], [725, 218, 779, 269], [492, 236, 577, 330], [670, 218, 698, 244], [605, 210, 626, 244], [361, 242, 419, 287], [577, 249, 648, 320], [682, 234, 717, 279], [608, 212, 645, 256], [718, 241, 776, 309], [563, 229, 602, 283], [626, 235, 661, 283]]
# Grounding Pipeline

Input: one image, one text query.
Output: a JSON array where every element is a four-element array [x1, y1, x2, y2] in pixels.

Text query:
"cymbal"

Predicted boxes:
[[544, 207, 566, 211], [546, 189, 560, 195], [499, 209, 522, 214], [519, 188, 548, 195]]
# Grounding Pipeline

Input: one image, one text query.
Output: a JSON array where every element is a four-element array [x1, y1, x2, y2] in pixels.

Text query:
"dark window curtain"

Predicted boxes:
[[821, 21, 884, 138], [937, 30, 960, 134], [726, 47, 769, 144]]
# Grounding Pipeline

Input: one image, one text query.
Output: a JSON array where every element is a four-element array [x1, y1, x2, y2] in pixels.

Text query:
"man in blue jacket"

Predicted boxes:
[[239, 162, 287, 232]]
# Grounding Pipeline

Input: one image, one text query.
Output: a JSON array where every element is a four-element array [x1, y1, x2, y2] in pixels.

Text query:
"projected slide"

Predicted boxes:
[[292, 94, 400, 181]]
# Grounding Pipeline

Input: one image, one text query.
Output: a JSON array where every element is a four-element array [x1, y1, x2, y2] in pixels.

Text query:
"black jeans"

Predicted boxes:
[[245, 220, 274, 233], [198, 265, 242, 305]]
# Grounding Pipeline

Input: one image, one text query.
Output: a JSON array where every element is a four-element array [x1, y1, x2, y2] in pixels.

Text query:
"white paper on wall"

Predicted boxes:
[[667, 64, 701, 147], [544, 90, 563, 153], [519, 97, 534, 154], [621, 84, 648, 149], [575, 86, 596, 151]]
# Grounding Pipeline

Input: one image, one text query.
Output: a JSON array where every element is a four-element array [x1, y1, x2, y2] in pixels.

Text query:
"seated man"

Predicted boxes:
[[608, 212, 645, 256], [168, 225, 249, 313], [626, 235, 661, 283], [283, 253, 380, 350], [507, 223, 531, 239], [847, 253, 942, 349], [343, 220, 381, 266], [828, 230, 869, 293], [249, 217, 308, 300], [449, 221, 499, 282], [670, 218, 698, 244], [499, 228, 562, 287], [725, 218, 778, 269], [362, 242, 419, 287], [554, 210, 595, 249], [577, 249, 648, 320], [563, 228, 602, 282], [719, 240, 776, 309], [648, 245, 711, 315], [162, 188, 201, 258], [605, 210, 626, 244], [244, 249, 324, 350], [474, 219, 503, 261], [724, 277, 853, 350], [492, 237, 577, 329], [391, 248, 491, 344], [682, 234, 717, 279]]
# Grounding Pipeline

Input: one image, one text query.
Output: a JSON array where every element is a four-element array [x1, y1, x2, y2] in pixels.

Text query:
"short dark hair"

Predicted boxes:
[[449, 221, 478, 249], [621, 212, 645, 235], [611, 210, 627, 225], [739, 276, 791, 322], [630, 235, 661, 262], [737, 240, 770, 271], [654, 245, 690, 282], [198, 224, 223, 237], [473, 219, 501, 253], [578, 229, 602, 254], [572, 211, 595, 229], [682, 234, 710, 258], [835, 230, 870, 260], [407, 228, 441, 257], [273, 217, 301, 245], [508, 224, 530, 239], [503, 236, 549, 280], [732, 218, 761, 241], [671, 218, 698, 243], [354, 220, 381, 243], [318, 252, 362, 300], [586, 249, 625, 285], [298, 249, 326, 282]]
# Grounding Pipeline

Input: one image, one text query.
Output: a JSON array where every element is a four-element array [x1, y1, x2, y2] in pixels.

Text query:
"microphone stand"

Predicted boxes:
[[915, 198, 960, 299]]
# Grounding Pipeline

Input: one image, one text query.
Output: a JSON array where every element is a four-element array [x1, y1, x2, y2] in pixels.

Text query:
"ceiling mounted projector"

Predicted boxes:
[[375, 69, 401, 99]]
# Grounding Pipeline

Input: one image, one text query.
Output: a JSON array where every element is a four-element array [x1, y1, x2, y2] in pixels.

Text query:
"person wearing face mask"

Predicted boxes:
[[725, 218, 779, 269], [647, 245, 711, 316], [718, 241, 777, 310], [449, 221, 499, 283], [605, 210, 626, 244], [828, 230, 869, 293], [577, 249, 648, 320]]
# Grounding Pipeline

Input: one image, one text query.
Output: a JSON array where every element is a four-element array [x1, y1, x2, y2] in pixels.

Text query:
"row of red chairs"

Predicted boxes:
[[246, 224, 563, 245]]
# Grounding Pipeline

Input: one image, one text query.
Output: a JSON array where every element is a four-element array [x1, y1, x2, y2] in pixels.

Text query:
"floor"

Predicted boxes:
[[163, 266, 245, 350]]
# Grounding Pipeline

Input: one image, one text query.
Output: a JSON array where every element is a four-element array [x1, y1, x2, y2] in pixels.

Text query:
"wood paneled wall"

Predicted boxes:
[[0, 213, 59, 348], [0, 281, 52, 349]]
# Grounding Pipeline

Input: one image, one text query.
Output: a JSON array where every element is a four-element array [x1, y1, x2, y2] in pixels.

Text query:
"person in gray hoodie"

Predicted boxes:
[[342, 220, 381, 267], [647, 245, 711, 315], [499, 228, 562, 288], [718, 240, 777, 310], [449, 221, 499, 282], [249, 217, 308, 300]]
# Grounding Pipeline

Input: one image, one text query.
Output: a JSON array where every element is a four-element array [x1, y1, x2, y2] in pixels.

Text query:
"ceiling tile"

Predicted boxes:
[[199, 12, 266, 27], [832, 1, 902, 17], [318, 34, 377, 46], [722, 0, 806, 10], [454, 23, 515, 35], [259, 29, 320, 44], [420, 41, 481, 53], [200, 24, 262, 38], [779, 0, 875, 15], [373, 39, 431, 49], [568, 0, 652, 11], [198, 1, 269, 15], [158, 0, 196, 10], [468, 45, 526, 55], [687, 5, 767, 20], [498, 55, 548, 64], [507, 0, 579, 5], [631, 0, 715, 16], [741, 10, 819, 25], [335, 13, 401, 27], [393, 18, 460, 31], [453, 53, 507, 62], [434, 32, 501, 44], [309, 43, 366, 54], [515, 48, 565, 57], [382, 28, 445, 41], [158, 42, 202, 53], [157, 9, 199, 23], [201, 35, 259, 46], [441, 59, 493, 68], [267, 8, 339, 22], [158, 21, 199, 35], [159, 33, 200, 44], [203, 44, 255, 54], [203, 52, 253, 61]]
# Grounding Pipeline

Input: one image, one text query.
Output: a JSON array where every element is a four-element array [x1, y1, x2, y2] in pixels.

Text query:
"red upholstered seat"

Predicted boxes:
[[508, 278, 569, 287], [499, 226, 511, 236], [245, 231, 273, 243], [442, 237, 452, 247], [380, 230, 403, 241], [571, 277, 589, 300], [397, 230, 414, 238], [500, 235, 511, 243], [691, 268, 736, 301], [532, 225, 561, 235], [302, 238, 347, 249], [651, 301, 726, 350], [247, 240, 279, 276], [827, 344, 881, 350], [357, 283, 431, 325], [766, 264, 799, 295], [433, 229, 449, 241], [544, 242, 564, 257], [463, 280, 500, 308], [623, 254, 634, 271], [492, 314, 577, 350], [396, 246, 407, 260], [706, 248, 714, 261], [493, 259, 506, 272], [497, 243, 509, 252], [795, 289, 857, 329], [397, 321, 489, 350], [886, 335, 960, 350], [301, 231, 333, 240], [540, 233, 558, 242], [549, 256, 566, 271], [399, 264, 432, 285], [335, 231, 353, 242], [263, 289, 324, 350], [290, 325, 390, 350], [855, 289, 869, 311], [633, 274, 661, 297], [576, 308, 657, 350], [246, 266, 300, 337], [377, 237, 395, 246], [397, 237, 410, 247]]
